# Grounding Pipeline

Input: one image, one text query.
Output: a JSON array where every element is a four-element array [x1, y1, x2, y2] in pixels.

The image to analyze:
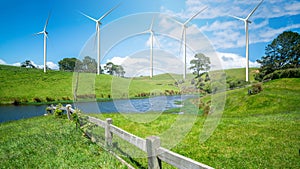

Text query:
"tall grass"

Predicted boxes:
[[0, 115, 127, 168]]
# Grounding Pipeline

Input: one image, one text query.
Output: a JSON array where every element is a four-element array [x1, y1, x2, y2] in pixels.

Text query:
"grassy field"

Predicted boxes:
[[86, 78, 300, 168], [0, 73, 299, 168], [0, 65, 179, 104], [0, 65, 257, 104], [0, 115, 127, 168]]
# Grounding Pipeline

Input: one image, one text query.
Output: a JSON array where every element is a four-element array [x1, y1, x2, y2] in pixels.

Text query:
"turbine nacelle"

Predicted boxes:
[[229, 0, 263, 24], [35, 11, 51, 73], [228, 0, 264, 82], [80, 4, 120, 75]]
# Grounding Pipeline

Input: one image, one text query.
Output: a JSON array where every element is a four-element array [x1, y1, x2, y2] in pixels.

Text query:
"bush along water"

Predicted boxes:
[[248, 83, 263, 95]]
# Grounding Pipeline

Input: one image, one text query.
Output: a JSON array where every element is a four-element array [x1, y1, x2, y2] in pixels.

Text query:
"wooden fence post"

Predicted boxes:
[[66, 104, 72, 120], [105, 118, 113, 146], [146, 136, 162, 169]]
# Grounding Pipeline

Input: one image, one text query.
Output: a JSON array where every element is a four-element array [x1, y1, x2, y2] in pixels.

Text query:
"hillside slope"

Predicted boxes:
[[0, 65, 180, 104], [0, 65, 260, 104], [89, 78, 300, 168]]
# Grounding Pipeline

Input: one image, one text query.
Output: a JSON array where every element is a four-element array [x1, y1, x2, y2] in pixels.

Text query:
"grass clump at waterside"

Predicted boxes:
[[0, 115, 127, 168]]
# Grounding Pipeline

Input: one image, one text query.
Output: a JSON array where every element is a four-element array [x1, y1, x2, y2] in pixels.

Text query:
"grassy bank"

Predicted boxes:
[[0, 115, 127, 168], [0, 65, 179, 104], [86, 78, 300, 168], [0, 65, 257, 105]]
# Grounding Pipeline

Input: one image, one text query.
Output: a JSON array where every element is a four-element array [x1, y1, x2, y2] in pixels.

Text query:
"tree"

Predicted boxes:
[[21, 60, 36, 68], [115, 65, 125, 77], [189, 53, 211, 78], [58, 57, 81, 71], [104, 62, 125, 77], [189, 53, 211, 92], [256, 31, 300, 80], [81, 56, 98, 73], [104, 62, 115, 75]]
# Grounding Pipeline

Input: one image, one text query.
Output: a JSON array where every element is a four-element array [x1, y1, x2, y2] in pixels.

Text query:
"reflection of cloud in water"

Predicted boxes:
[[120, 49, 183, 77]]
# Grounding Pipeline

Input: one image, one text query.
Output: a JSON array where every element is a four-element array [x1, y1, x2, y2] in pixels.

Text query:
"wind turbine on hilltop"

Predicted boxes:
[[36, 12, 51, 73], [229, 0, 264, 82], [80, 4, 120, 75], [140, 16, 161, 78], [173, 6, 207, 80]]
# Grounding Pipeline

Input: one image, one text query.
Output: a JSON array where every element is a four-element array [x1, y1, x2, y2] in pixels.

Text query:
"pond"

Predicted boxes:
[[0, 95, 195, 123]]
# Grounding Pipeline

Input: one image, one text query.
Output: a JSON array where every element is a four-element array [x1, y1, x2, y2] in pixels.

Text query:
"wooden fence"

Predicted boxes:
[[48, 105, 213, 169]]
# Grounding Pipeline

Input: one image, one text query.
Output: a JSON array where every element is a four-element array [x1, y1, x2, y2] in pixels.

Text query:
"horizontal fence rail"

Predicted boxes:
[[88, 116, 106, 128], [48, 105, 213, 169], [85, 115, 213, 169], [157, 147, 213, 169], [110, 124, 147, 152]]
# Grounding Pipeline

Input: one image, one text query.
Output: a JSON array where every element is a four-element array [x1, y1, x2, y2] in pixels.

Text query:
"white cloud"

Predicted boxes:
[[160, 0, 300, 51], [217, 52, 260, 69], [0, 59, 6, 65], [12, 62, 21, 66], [254, 23, 300, 43], [106, 56, 129, 65], [47, 61, 59, 70], [119, 50, 183, 77]]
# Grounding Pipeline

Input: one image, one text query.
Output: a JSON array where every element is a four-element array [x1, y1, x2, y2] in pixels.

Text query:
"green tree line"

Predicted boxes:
[[58, 56, 125, 77]]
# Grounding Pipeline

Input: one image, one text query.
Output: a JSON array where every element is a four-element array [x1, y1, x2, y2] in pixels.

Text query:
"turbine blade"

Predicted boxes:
[[150, 16, 155, 31], [35, 31, 44, 35], [246, 0, 264, 20], [169, 17, 184, 26], [153, 34, 161, 49], [184, 6, 208, 25], [139, 30, 150, 35], [93, 32, 97, 50], [99, 3, 121, 21], [178, 27, 185, 56], [44, 11, 51, 32], [228, 14, 245, 21], [80, 11, 98, 22]]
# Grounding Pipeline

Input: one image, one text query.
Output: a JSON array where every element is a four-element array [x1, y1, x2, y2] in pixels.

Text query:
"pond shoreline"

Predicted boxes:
[[0, 95, 197, 123], [1, 94, 200, 106]]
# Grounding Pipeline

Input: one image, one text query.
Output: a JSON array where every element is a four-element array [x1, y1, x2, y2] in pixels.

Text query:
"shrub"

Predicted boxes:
[[249, 83, 263, 95], [262, 68, 300, 81], [46, 97, 55, 102], [62, 96, 70, 101], [12, 98, 21, 105], [33, 97, 42, 103], [54, 104, 64, 118], [54, 108, 63, 118]]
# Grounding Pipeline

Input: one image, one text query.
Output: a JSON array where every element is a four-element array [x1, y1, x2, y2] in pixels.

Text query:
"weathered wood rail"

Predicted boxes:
[[86, 116, 213, 169], [48, 105, 213, 169]]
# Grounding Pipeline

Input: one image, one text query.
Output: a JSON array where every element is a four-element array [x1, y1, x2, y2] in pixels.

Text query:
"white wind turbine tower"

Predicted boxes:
[[173, 6, 207, 80], [81, 4, 120, 75], [36, 12, 51, 73], [229, 0, 264, 82], [140, 17, 161, 78]]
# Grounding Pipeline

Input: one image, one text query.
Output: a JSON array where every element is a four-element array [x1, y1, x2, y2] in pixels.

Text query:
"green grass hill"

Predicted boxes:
[[0, 64, 258, 105], [0, 63, 299, 168], [88, 78, 300, 168], [0, 65, 180, 104]]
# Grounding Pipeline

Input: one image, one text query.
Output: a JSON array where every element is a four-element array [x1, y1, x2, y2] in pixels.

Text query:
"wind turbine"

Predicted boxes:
[[173, 6, 207, 80], [36, 12, 51, 73], [229, 0, 264, 82], [140, 17, 161, 78], [81, 4, 120, 75]]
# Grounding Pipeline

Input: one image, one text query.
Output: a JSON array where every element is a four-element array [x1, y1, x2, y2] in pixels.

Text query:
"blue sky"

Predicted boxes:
[[0, 0, 299, 73]]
